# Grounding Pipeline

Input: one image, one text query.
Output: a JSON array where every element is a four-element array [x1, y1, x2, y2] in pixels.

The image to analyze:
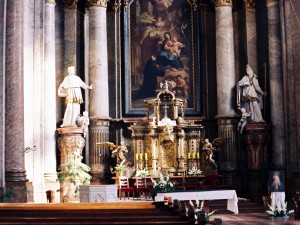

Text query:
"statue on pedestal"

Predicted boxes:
[[58, 66, 94, 128]]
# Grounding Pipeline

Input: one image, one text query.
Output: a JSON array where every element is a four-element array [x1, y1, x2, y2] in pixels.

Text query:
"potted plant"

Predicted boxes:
[[57, 154, 91, 202]]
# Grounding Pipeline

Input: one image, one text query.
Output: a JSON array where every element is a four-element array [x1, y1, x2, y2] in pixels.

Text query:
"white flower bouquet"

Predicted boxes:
[[266, 200, 294, 218], [190, 199, 216, 222], [136, 169, 151, 177], [151, 172, 174, 194], [188, 167, 202, 177]]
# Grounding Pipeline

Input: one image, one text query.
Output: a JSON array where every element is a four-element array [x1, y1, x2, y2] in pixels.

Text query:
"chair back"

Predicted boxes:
[[119, 176, 130, 188], [136, 177, 147, 188]]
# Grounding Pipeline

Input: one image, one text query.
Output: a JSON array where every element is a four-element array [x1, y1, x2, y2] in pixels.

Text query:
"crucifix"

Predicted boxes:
[[163, 104, 169, 118]]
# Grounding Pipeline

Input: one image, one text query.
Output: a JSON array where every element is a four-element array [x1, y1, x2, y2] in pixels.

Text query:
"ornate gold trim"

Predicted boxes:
[[63, 0, 78, 9], [46, 0, 56, 4], [87, 0, 108, 8], [244, 0, 255, 8], [214, 0, 232, 7], [113, 0, 121, 13], [189, 0, 197, 11]]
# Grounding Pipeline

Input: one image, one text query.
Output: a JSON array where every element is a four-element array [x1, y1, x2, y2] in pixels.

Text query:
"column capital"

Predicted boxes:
[[244, 0, 255, 8], [266, 0, 279, 4], [113, 0, 121, 13], [46, 0, 56, 4], [63, 0, 78, 9], [214, 0, 232, 7], [87, 0, 108, 8]]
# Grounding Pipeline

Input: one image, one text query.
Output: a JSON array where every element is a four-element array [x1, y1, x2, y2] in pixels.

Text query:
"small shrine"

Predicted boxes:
[[129, 81, 204, 176]]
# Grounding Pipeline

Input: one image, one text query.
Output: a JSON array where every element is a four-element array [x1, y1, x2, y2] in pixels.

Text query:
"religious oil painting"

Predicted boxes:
[[122, 0, 200, 116], [268, 170, 285, 192]]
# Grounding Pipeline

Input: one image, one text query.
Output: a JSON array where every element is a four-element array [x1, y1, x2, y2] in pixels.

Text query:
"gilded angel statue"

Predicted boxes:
[[97, 141, 129, 166], [200, 137, 229, 168]]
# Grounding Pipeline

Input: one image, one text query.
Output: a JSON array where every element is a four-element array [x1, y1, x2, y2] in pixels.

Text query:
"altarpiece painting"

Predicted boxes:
[[122, 0, 201, 116]]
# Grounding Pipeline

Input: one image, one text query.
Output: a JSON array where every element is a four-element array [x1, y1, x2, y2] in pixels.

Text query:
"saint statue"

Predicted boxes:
[[58, 66, 94, 127], [237, 64, 266, 123]]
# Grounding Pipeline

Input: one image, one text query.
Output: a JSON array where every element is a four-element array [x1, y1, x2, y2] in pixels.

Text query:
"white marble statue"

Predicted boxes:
[[58, 66, 94, 127], [237, 64, 266, 123], [76, 111, 89, 138]]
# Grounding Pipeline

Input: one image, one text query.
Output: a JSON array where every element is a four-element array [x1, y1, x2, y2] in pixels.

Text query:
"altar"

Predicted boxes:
[[155, 189, 239, 214]]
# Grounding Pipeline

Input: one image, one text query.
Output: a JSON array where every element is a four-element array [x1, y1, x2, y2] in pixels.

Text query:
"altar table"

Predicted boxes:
[[155, 189, 239, 214]]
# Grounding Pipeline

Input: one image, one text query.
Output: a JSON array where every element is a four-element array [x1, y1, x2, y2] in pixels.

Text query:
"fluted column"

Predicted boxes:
[[5, 0, 27, 202], [266, 0, 285, 168], [87, 0, 110, 181], [0, 0, 6, 188], [63, 0, 78, 69], [44, 0, 57, 184], [215, 0, 238, 171], [244, 0, 257, 72]]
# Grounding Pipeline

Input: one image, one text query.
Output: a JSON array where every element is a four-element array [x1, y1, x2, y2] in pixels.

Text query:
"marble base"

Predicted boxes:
[[79, 185, 118, 203]]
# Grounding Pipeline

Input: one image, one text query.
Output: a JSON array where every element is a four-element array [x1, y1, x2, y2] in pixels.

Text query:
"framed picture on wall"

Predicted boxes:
[[268, 170, 285, 192], [121, 0, 202, 116]]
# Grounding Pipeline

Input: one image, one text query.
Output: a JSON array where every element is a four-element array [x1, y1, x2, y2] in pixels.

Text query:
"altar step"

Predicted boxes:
[[0, 202, 189, 225]]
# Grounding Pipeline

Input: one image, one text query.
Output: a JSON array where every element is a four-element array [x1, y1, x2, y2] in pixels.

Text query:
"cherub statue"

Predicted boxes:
[[237, 108, 251, 134], [76, 111, 89, 138], [97, 141, 129, 166]]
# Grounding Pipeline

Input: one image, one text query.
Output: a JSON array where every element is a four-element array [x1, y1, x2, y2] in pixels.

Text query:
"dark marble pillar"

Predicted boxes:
[[0, 0, 6, 188], [5, 0, 28, 202], [266, 0, 286, 168]]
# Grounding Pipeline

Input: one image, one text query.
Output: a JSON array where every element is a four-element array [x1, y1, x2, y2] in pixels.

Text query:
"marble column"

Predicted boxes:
[[0, 0, 6, 188], [87, 0, 110, 181], [63, 0, 78, 69], [266, 0, 285, 168], [44, 0, 57, 185], [5, 0, 27, 202], [244, 0, 257, 72], [215, 0, 238, 171]]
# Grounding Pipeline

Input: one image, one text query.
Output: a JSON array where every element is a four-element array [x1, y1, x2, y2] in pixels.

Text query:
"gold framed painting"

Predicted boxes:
[[122, 0, 202, 116]]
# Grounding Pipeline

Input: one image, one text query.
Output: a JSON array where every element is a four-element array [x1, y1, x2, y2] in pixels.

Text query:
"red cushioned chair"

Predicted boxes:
[[118, 176, 136, 199]]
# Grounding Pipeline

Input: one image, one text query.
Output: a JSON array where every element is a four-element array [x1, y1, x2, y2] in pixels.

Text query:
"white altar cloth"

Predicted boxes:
[[155, 189, 239, 214]]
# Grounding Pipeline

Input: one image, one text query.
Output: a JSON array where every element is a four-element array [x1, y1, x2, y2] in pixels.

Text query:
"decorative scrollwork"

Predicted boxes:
[[87, 0, 108, 8], [244, 0, 255, 8], [63, 0, 78, 9]]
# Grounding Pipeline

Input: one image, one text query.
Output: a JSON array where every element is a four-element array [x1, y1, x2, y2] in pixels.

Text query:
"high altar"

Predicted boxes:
[[129, 82, 203, 176]]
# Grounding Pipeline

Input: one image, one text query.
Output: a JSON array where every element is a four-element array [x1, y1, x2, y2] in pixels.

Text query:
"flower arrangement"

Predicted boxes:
[[188, 167, 202, 177], [136, 169, 151, 177], [190, 199, 216, 222], [114, 164, 127, 172], [151, 172, 174, 194], [266, 200, 294, 218]]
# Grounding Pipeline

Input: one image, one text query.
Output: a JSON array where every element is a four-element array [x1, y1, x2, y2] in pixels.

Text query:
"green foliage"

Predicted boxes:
[[57, 154, 92, 200], [0, 188, 17, 203]]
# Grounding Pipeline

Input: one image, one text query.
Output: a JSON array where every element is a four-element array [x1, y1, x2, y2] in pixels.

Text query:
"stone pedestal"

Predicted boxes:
[[243, 123, 270, 170], [57, 127, 85, 202], [79, 184, 118, 202]]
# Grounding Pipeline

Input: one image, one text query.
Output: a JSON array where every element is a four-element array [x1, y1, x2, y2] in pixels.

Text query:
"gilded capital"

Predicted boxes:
[[244, 0, 255, 8], [87, 0, 108, 8], [63, 0, 78, 9], [214, 0, 232, 7], [46, 0, 56, 4], [113, 0, 121, 12], [266, 0, 279, 4]]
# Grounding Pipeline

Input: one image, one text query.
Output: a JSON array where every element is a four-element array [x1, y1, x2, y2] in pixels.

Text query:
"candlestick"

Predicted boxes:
[[188, 153, 191, 159], [192, 152, 196, 159], [197, 152, 200, 159], [140, 153, 143, 160], [136, 153, 139, 160], [145, 153, 148, 160]]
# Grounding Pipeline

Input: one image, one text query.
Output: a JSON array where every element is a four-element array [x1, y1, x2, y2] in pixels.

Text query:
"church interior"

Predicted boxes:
[[1, 0, 300, 224]]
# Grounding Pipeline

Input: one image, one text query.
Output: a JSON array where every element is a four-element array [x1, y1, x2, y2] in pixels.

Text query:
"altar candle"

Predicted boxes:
[[192, 152, 196, 158], [140, 153, 143, 160], [145, 153, 148, 160], [136, 153, 139, 160], [188, 153, 191, 159], [197, 152, 200, 158]]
